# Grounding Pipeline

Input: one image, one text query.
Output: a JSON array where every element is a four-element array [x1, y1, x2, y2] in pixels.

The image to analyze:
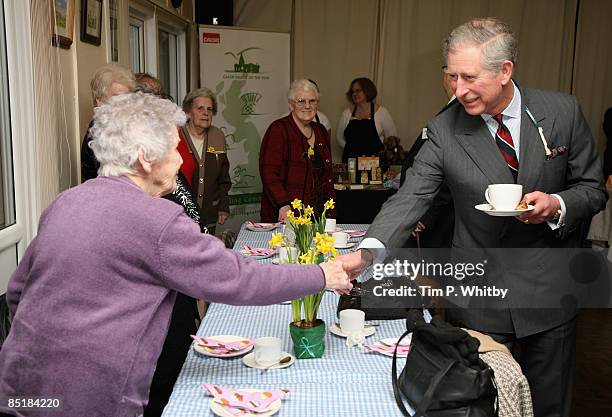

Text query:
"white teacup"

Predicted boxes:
[[279, 246, 298, 263], [253, 337, 282, 367], [333, 231, 349, 248], [485, 184, 522, 210], [324, 218, 337, 233], [339, 309, 365, 334]]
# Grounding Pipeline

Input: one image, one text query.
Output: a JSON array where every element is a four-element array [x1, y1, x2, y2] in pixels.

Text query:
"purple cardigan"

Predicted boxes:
[[0, 176, 324, 417]]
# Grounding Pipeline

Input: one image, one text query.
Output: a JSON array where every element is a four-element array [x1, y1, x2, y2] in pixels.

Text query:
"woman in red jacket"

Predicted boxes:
[[259, 79, 335, 222]]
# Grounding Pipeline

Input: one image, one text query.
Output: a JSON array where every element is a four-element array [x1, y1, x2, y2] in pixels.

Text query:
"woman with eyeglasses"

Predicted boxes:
[[259, 79, 335, 223], [337, 77, 397, 162]]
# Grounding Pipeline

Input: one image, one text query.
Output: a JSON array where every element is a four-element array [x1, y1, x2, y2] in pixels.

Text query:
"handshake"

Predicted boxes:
[[320, 250, 371, 294]]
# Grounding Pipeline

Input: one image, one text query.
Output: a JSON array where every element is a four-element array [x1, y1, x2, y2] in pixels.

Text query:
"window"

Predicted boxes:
[[0, 0, 14, 232], [109, 0, 118, 62], [0, 0, 37, 290], [129, 17, 145, 72], [158, 27, 178, 101]]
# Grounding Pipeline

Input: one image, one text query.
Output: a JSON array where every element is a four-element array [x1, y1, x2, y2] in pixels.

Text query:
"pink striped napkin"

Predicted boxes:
[[240, 246, 277, 257], [363, 337, 411, 357], [191, 335, 253, 355], [202, 384, 289, 416], [345, 230, 367, 238]]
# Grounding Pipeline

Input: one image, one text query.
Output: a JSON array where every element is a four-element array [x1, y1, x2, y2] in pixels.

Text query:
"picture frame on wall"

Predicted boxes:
[[50, 0, 76, 49], [80, 0, 103, 46]]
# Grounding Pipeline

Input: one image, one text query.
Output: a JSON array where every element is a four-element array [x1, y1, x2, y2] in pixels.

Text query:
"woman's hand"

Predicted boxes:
[[319, 259, 352, 294], [278, 205, 291, 222], [217, 211, 229, 225]]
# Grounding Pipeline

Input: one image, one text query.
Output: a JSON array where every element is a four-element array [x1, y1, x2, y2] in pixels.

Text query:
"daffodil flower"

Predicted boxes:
[[291, 199, 303, 210], [307, 146, 314, 158], [207, 146, 216, 153], [324, 199, 335, 211], [268, 232, 285, 247], [304, 206, 314, 217]]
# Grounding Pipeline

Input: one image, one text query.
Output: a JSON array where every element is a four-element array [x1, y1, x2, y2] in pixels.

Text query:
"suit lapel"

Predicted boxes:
[[455, 112, 515, 184], [517, 87, 554, 191]]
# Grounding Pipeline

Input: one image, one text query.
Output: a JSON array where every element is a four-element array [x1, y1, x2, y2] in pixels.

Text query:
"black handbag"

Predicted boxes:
[[391, 311, 498, 417]]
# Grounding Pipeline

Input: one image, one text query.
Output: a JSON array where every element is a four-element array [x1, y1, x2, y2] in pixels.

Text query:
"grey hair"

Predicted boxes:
[[90, 64, 136, 104], [288, 79, 319, 101], [89, 92, 186, 177], [443, 17, 518, 73], [182, 87, 217, 115]]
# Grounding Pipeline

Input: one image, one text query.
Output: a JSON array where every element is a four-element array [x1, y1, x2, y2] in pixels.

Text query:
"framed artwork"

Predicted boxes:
[[51, 0, 76, 49], [80, 0, 103, 46]]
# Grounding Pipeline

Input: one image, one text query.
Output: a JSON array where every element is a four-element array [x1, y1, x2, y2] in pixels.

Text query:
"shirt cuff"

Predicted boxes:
[[547, 194, 566, 230], [358, 237, 387, 264]]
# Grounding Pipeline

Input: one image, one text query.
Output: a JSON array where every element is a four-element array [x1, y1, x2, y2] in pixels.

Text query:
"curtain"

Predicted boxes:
[[572, 0, 612, 153]]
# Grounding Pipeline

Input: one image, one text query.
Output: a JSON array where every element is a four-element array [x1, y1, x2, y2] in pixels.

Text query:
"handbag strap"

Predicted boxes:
[[392, 329, 457, 417]]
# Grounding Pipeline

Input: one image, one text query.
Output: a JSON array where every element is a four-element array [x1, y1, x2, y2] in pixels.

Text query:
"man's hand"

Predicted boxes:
[[320, 259, 352, 294], [411, 221, 426, 237], [217, 211, 229, 225], [278, 205, 291, 222], [336, 249, 373, 280], [517, 191, 561, 224]]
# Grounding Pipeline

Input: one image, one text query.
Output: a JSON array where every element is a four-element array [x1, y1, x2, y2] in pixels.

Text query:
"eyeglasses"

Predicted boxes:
[[293, 98, 318, 108], [351, 88, 363, 94]]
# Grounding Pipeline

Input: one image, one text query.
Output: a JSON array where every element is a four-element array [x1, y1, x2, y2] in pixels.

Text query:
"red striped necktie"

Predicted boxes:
[[493, 114, 519, 182]]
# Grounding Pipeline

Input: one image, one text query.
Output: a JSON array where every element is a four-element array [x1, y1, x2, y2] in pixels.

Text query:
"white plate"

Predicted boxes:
[[333, 242, 356, 249], [242, 352, 295, 370], [193, 335, 254, 358], [209, 388, 281, 417], [329, 323, 376, 338], [474, 203, 535, 217], [246, 225, 278, 232]]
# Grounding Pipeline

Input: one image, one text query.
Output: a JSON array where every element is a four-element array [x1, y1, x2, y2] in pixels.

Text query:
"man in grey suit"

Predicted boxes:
[[341, 18, 606, 417]]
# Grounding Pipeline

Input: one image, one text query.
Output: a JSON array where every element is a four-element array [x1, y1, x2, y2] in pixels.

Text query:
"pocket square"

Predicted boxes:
[[546, 145, 567, 160]]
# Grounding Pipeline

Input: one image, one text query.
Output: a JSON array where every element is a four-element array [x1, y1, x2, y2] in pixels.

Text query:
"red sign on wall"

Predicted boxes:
[[203, 32, 220, 44]]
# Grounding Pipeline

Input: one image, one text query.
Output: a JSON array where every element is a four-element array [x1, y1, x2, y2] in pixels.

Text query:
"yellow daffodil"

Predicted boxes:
[[304, 206, 314, 217], [324, 199, 335, 210], [207, 146, 216, 153], [291, 199, 303, 210], [299, 250, 313, 264], [268, 232, 285, 247], [307, 146, 314, 158], [287, 210, 295, 221]]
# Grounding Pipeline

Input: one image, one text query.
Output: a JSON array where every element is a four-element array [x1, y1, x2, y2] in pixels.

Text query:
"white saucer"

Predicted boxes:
[[475, 203, 535, 217], [210, 389, 281, 417], [334, 242, 356, 249], [242, 352, 295, 370], [329, 323, 376, 338], [193, 335, 254, 358]]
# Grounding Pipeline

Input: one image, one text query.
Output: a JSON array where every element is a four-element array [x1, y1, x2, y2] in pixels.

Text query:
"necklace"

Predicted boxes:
[[302, 125, 314, 140]]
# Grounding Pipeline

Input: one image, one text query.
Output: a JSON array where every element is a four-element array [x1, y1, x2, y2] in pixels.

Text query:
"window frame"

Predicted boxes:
[[0, 0, 38, 289]]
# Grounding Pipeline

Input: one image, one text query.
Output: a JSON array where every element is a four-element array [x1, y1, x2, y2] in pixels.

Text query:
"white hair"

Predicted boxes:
[[89, 92, 186, 177], [288, 79, 319, 101]]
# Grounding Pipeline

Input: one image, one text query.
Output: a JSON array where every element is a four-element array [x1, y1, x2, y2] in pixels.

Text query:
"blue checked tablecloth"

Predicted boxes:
[[162, 224, 411, 417]]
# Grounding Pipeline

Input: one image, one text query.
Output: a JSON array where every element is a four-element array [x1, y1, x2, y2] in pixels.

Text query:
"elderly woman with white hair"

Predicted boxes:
[[81, 63, 136, 182], [0, 93, 351, 417], [179, 87, 231, 235], [259, 79, 335, 222]]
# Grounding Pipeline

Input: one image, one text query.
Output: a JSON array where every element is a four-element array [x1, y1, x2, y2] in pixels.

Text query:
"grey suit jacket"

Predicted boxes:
[[367, 85, 607, 336]]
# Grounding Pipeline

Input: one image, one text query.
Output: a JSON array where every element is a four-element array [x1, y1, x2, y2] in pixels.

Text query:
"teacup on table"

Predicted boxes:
[[253, 337, 282, 367], [339, 309, 365, 334], [324, 218, 337, 233], [332, 231, 349, 247], [485, 184, 522, 210], [279, 246, 298, 263]]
